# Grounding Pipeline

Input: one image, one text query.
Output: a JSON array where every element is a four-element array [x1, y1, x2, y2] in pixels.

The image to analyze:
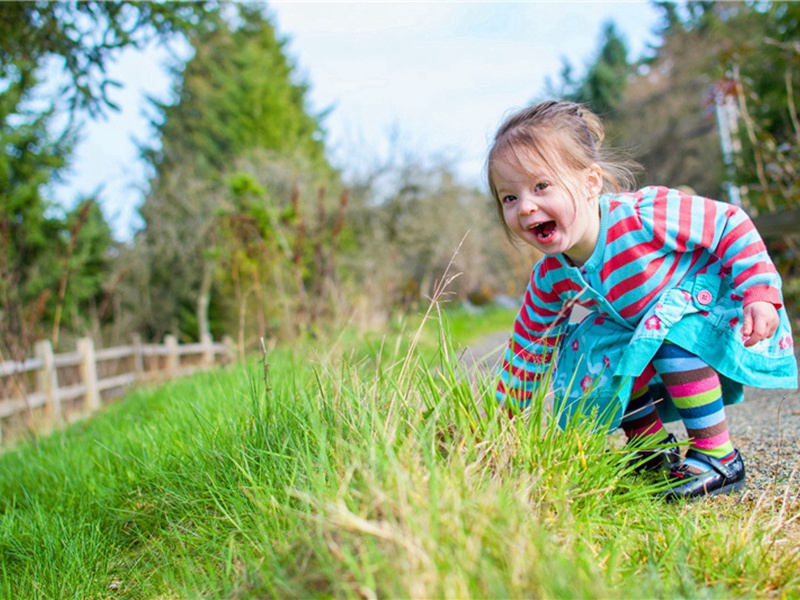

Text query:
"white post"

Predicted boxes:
[[201, 333, 214, 366], [34, 339, 61, 424], [77, 337, 100, 412], [165, 335, 179, 377], [131, 333, 145, 380], [714, 78, 744, 208], [222, 336, 236, 363]]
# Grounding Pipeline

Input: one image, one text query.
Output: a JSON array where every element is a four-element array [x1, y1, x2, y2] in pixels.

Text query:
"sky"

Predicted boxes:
[[50, 1, 664, 241]]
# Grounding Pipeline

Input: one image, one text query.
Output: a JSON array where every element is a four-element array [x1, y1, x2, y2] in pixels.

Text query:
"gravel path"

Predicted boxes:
[[460, 332, 800, 501]]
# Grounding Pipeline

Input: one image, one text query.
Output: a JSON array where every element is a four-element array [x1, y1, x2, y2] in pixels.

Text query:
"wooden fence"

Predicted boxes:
[[0, 334, 234, 445], [752, 207, 800, 238]]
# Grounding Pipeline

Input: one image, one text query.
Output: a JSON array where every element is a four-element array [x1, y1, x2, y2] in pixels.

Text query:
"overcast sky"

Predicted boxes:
[[50, 1, 663, 240]]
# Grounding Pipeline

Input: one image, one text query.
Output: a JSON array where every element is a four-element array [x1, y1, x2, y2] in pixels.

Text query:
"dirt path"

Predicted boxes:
[[461, 332, 800, 500]]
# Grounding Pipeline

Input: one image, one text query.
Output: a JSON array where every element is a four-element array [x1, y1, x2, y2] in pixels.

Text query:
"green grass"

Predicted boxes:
[[0, 307, 798, 598]]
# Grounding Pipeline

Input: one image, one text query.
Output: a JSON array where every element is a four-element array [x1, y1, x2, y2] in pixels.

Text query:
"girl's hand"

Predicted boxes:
[[742, 301, 779, 347]]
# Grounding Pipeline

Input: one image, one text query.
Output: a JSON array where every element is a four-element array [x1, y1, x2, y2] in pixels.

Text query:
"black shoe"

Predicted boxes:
[[626, 433, 681, 473], [663, 449, 746, 502]]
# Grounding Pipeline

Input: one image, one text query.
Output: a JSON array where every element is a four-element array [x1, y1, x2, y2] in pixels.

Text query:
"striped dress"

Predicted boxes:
[[497, 186, 798, 428]]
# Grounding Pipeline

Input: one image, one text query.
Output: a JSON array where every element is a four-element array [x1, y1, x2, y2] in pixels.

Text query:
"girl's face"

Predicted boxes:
[[492, 150, 604, 266]]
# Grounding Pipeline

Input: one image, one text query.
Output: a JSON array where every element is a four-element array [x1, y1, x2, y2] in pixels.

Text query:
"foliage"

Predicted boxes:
[[212, 164, 349, 352], [145, 4, 328, 175], [548, 21, 631, 118], [130, 4, 335, 345], [127, 164, 224, 342], [626, 2, 800, 273], [0, 312, 798, 596], [714, 3, 800, 215], [0, 66, 66, 358], [52, 199, 115, 346], [344, 152, 531, 321], [549, 1, 800, 224], [0, 1, 217, 355], [0, 1, 215, 118]]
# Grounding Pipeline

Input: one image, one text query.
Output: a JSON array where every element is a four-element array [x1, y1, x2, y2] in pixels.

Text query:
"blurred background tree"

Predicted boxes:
[[0, 1, 215, 358], [128, 4, 336, 345]]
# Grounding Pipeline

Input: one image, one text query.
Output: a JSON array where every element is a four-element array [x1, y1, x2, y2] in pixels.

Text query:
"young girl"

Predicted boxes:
[[488, 100, 798, 501]]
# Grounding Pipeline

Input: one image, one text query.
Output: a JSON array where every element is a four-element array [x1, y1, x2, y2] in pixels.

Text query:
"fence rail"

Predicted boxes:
[[752, 207, 800, 238], [0, 334, 234, 445]]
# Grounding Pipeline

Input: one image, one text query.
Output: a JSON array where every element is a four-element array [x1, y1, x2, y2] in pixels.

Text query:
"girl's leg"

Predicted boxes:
[[651, 343, 745, 499], [651, 343, 734, 459], [619, 367, 678, 472], [620, 380, 668, 445]]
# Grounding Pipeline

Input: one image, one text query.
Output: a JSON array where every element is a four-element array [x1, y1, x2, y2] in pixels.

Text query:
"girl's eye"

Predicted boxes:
[[502, 194, 517, 204], [535, 182, 549, 191]]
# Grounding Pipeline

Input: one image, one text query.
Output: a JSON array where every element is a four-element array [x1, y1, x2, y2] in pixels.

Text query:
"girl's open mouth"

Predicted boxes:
[[532, 220, 557, 243]]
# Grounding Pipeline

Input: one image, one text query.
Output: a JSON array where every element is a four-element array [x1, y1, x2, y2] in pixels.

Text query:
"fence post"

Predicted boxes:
[[131, 333, 145, 380], [222, 336, 236, 363], [34, 339, 61, 425], [165, 335, 179, 377], [77, 337, 100, 413], [201, 333, 214, 366]]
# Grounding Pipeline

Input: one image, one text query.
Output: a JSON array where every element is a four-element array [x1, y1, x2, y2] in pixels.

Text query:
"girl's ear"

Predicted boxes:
[[586, 163, 604, 199]]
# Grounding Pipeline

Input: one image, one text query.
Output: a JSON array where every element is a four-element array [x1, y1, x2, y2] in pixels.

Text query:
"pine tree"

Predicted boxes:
[[0, 1, 216, 354], [132, 5, 333, 342], [546, 21, 631, 117], [0, 65, 68, 358]]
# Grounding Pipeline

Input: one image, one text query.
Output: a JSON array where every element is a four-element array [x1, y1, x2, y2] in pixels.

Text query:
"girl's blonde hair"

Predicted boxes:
[[486, 100, 638, 237]]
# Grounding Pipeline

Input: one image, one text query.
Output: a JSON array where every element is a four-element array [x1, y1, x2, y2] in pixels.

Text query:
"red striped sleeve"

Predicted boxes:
[[519, 299, 562, 323], [551, 278, 584, 296], [529, 284, 561, 307], [733, 261, 778, 289], [725, 240, 769, 266], [514, 346, 554, 365], [652, 188, 669, 245], [506, 361, 537, 382], [514, 317, 551, 336], [717, 219, 754, 258], [742, 284, 783, 308]]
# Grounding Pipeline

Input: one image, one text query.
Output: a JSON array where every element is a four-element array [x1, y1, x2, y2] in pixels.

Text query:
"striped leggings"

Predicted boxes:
[[621, 343, 735, 458]]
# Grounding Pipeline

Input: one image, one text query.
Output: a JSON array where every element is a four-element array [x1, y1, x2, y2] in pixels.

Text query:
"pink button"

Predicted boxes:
[[696, 290, 713, 305]]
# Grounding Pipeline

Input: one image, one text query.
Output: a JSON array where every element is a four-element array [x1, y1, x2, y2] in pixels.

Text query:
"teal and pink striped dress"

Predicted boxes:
[[497, 186, 798, 428]]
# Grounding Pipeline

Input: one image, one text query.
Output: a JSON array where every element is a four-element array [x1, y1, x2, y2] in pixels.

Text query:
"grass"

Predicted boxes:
[[0, 304, 798, 598]]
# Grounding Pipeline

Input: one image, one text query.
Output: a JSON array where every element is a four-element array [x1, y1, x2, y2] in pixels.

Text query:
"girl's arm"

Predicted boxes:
[[496, 262, 571, 410]]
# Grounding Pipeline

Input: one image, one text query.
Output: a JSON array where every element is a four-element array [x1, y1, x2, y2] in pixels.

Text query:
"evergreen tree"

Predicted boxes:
[[547, 21, 631, 117], [0, 66, 68, 357], [0, 1, 216, 354], [574, 22, 631, 117], [145, 4, 327, 177], [132, 4, 333, 342]]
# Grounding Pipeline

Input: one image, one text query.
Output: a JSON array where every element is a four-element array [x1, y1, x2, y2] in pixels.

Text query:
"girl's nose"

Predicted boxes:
[[519, 194, 538, 214]]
